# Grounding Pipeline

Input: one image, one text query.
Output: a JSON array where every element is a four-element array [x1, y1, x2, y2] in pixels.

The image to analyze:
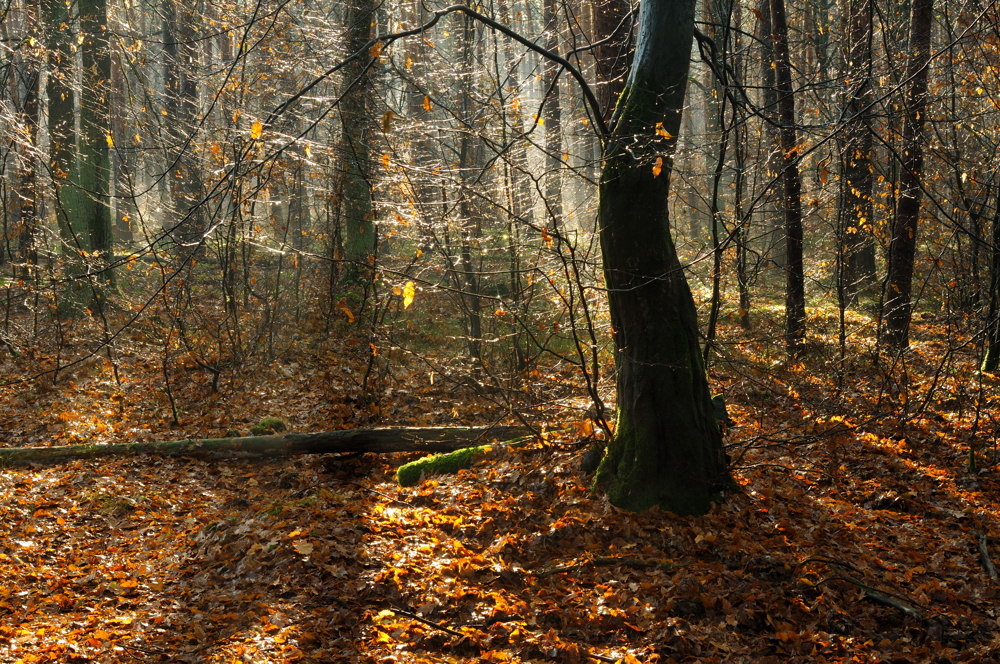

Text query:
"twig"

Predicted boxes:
[[977, 532, 998, 581], [389, 606, 466, 639], [802, 558, 925, 618], [534, 556, 683, 577]]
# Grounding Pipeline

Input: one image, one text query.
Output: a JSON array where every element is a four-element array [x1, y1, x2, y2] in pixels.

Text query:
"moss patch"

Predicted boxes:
[[396, 445, 491, 487]]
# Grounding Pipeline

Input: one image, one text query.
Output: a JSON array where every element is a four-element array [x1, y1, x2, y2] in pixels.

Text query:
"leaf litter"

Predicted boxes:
[[0, 312, 999, 662]]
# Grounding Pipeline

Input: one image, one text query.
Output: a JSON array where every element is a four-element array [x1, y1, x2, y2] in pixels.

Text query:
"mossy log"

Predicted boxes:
[[0, 426, 532, 466], [396, 444, 492, 486]]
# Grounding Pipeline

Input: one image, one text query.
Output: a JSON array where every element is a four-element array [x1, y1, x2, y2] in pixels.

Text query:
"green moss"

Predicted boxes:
[[250, 417, 287, 435], [396, 445, 491, 487]]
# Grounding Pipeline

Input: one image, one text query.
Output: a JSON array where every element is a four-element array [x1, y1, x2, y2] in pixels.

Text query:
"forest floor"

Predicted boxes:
[[1, 305, 999, 663]]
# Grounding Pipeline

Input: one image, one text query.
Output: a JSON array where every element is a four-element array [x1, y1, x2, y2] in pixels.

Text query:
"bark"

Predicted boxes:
[[770, 0, 806, 354], [591, 0, 632, 120], [163, 0, 206, 245], [981, 183, 1000, 371], [541, 0, 564, 224], [838, 0, 877, 303], [339, 0, 378, 287], [594, 0, 730, 515], [79, 0, 114, 276], [884, 0, 934, 349], [0, 426, 532, 466], [44, 0, 82, 236], [14, 4, 40, 267], [756, 0, 785, 273]]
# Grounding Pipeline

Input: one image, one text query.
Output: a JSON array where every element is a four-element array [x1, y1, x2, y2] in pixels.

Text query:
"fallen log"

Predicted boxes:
[[0, 426, 534, 466]]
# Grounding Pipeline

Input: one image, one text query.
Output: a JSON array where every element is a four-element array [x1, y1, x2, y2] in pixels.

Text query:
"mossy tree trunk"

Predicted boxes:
[[594, 0, 730, 515]]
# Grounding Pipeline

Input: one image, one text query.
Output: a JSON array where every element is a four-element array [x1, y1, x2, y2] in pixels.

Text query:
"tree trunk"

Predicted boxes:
[[14, 4, 41, 267], [883, 0, 934, 350], [0, 426, 532, 466], [79, 0, 114, 287], [591, 0, 632, 121], [769, 0, 805, 354], [163, 0, 206, 246], [981, 184, 1000, 371], [756, 0, 785, 275], [838, 0, 877, 304], [594, 0, 730, 515], [541, 0, 564, 226], [44, 0, 83, 244], [339, 0, 378, 288]]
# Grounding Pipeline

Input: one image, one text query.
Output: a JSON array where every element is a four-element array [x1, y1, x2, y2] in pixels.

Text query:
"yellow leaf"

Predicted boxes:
[[654, 122, 673, 139], [402, 281, 415, 309], [232, 109, 241, 123], [423, 95, 433, 112], [250, 121, 263, 140], [105, 132, 114, 148], [405, 56, 413, 69], [651, 156, 664, 177], [381, 153, 391, 170]]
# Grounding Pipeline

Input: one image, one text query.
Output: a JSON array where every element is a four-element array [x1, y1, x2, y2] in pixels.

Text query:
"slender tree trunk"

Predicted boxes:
[[456, 10, 483, 364], [595, 0, 730, 515], [339, 0, 377, 288], [541, 0, 564, 226], [44, 0, 82, 240], [79, 0, 114, 272], [14, 3, 41, 267], [163, 0, 205, 246], [883, 0, 934, 349], [982, 184, 1000, 372], [757, 0, 785, 274], [838, 0, 877, 304], [769, 0, 805, 354]]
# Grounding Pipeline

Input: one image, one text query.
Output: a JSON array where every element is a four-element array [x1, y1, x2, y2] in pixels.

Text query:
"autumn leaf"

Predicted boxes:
[[105, 132, 114, 148], [381, 110, 393, 133], [402, 281, 415, 309], [654, 121, 673, 139], [423, 95, 433, 112], [250, 120, 263, 140], [542, 227, 553, 249], [651, 156, 664, 177], [337, 298, 355, 323]]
